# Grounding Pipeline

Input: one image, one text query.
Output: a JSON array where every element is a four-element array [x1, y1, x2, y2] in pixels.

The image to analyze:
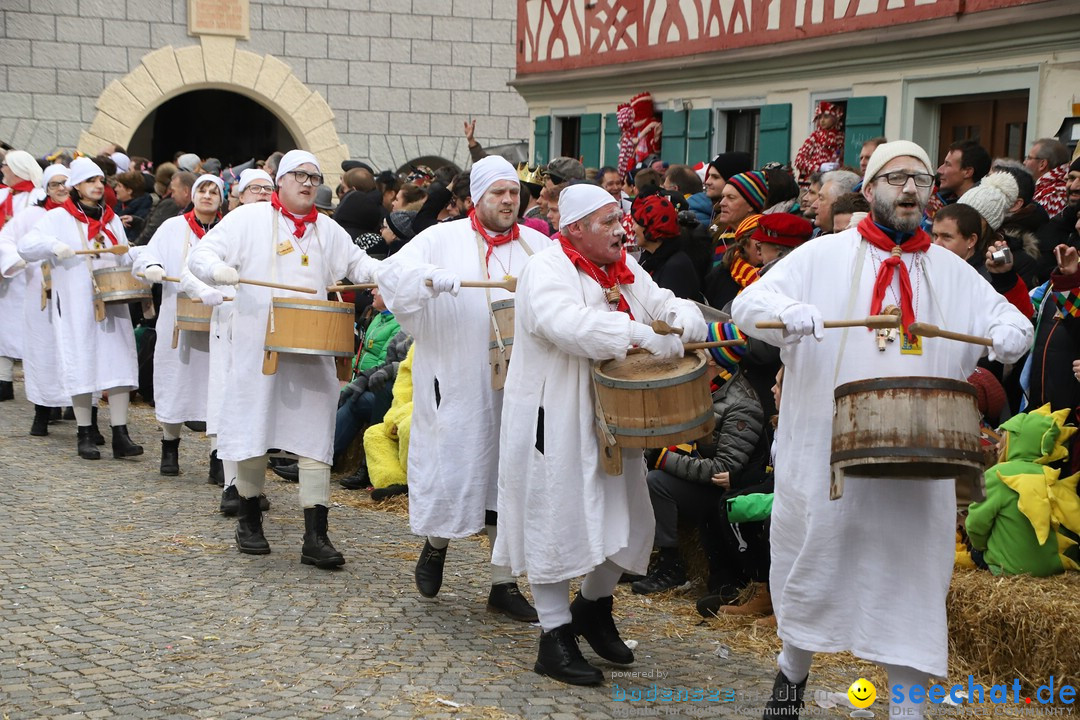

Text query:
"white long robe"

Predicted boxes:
[[377, 219, 555, 538], [731, 228, 1033, 677], [492, 246, 705, 584], [0, 190, 35, 360], [131, 216, 213, 424], [187, 202, 379, 464], [179, 267, 234, 437], [1, 204, 67, 406], [19, 208, 139, 397]]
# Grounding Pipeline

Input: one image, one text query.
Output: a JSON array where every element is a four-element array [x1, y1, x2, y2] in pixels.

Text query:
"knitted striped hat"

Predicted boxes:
[[706, 322, 748, 379], [726, 171, 769, 212]]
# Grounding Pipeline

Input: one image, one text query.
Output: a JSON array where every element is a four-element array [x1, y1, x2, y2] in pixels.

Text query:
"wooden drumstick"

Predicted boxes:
[[628, 338, 747, 355], [755, 314, 901, 330], [136, 273, 181, 283], [327, 283, 377, 292], [190, 297, 234, 304], [237, 277, 318, 294], [650, 320, 684, 336], [424, 277, 518, 292], [907, 322, 993, 347], [74, 245, 129, 256]]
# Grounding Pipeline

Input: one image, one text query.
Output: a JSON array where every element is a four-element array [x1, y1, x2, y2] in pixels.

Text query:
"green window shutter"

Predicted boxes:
[[661, 109, 687, 165], [758, 103, 792, 166], [686, 109, 713, 164], [533, 116, 551, 166], [603, 112, 621, 168], [843, 96, 887, 168], [579, 113, 602, 169]]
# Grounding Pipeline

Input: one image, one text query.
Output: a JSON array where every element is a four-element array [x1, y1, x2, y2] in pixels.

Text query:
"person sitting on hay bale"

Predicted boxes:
[[362, 341, 415, 501], [965, 403, 1080, 576]]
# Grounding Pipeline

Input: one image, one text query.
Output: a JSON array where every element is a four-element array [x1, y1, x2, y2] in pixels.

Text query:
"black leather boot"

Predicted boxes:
[[111, 425, 144, 458], [30, 405, 52, 436], [534, 624, 604, 686], [570, 591, 634, 664], [487, 583, 539, 622], [631, 547, 688, 594], [51, 406, 63, 423], [219, 485, 240, 516], [763, 670, 808, 720], [301, 505, 345, 568], [207, 450, 224, 486], [77, 426, 100, 460], [236, 496, 270, 555], [0, 380, 13, 401], [89, 406, 105, 445], [159, 438, 180, 475], [339, 463, 371, 490], [414, 539, 447, 597]]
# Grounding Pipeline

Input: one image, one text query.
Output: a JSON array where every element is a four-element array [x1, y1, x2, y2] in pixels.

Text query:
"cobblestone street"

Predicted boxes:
[[0, 376, 833, 719]]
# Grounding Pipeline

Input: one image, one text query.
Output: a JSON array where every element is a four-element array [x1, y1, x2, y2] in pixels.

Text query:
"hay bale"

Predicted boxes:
[[947, 569, 1080, 692]]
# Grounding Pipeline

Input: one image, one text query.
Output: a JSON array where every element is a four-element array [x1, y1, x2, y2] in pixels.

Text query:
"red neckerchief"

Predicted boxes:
[[858, 215, 932, 341], [184, 210, 219, 239], [469, 208, 519, 265], [1, 180, 36, 229], [271, 191, 317, 239], [559, 236, 636, 317], [43, 198, 62, 211], [62, 197, 119, 246]]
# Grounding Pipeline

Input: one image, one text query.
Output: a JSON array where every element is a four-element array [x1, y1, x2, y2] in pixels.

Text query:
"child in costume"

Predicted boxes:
[[793, 102, 844, 183]]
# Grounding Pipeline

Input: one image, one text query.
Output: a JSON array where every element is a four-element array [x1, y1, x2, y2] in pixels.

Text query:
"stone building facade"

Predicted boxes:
[[0, 0, 530, 182]]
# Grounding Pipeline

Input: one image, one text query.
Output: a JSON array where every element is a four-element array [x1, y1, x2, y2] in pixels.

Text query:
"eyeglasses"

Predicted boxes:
[[284, 171, 323, 186], [877, 172, 935, 188], [245, 185, 274, 195], [47, 181, 66, 189], [1024, 155, 1045, 163]]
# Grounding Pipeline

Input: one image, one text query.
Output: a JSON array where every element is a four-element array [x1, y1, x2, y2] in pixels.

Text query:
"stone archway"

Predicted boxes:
[[77, 36, 348, 185]]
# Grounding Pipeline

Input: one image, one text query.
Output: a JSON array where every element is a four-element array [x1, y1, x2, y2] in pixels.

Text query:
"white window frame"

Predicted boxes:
[[549, 106, 587, 159], [711, 98, 766, 156]]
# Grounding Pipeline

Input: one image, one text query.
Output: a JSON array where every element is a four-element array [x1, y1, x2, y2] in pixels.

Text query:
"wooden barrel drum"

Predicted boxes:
[[262, 297, 354, 381], [830, 376, 986, 501], [488, 298, 514, 390], [592, 351, 715, 474], [92, 266, 150, 304], [175, 293, 212, 332]]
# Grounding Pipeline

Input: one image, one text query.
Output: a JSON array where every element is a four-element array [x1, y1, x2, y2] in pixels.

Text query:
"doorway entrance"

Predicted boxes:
[[128, 90, 297, 167], [938, 92, 1029, 161]]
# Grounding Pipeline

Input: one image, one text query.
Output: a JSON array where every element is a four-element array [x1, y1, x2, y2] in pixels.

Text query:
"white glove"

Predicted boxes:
[[143, 265, 165, 283], [197, 286, 225, 307], [52, 242, 74, 261], [674, 310, 709, 343], [8, 259, 27, 273], [987, 325, 1029, 364], [212, 265, 239, 285], [778, 302, 824, 343], [630, 322, 684, 359], [427, 268, 461, 297]]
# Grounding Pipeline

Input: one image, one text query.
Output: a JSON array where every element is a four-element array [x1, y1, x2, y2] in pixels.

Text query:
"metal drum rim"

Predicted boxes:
[[263, 345, 354, 358], [271, 300, 352, 313], [833, 375, 977, 400], [606, 409, 715, 438], [593, 352, 707, 390], [490, 299, 515, 310]]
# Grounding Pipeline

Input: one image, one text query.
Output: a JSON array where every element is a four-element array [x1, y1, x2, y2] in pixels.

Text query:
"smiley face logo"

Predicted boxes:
[[848, 678, 876, 709]]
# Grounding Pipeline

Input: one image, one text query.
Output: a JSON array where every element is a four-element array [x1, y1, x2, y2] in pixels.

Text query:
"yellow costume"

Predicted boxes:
[[363, 345, 414, 489]]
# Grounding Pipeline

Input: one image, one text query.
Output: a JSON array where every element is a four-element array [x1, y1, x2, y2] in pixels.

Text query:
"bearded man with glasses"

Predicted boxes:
[[188, 150, 380, 570], [732, 141, 1033, 720]]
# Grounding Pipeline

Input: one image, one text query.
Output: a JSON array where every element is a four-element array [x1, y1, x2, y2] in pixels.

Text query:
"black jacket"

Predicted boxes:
[[638, 236, 701, 301]]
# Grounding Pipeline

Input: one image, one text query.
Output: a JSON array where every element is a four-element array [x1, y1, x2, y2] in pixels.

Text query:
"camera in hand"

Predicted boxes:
[[991, 247, 1012, 265]]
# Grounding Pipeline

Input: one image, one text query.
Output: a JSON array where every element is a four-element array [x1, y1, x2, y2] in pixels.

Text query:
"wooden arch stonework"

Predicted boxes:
[[77, 37, 347, 184]]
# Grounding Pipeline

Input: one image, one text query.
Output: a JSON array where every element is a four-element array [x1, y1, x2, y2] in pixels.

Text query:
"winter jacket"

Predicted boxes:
[[687, 191, 713, 227], [1027, 267, 1080, 427], [653, 371, 767, 486], [1000, 202, 1048, 289], [357, 311, 401, 372], [638, 236, 701, 301], [1035, 204, 1080, 285]]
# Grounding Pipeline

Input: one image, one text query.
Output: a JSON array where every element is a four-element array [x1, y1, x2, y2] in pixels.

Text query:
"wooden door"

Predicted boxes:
[[938, 93, 1028, 161]]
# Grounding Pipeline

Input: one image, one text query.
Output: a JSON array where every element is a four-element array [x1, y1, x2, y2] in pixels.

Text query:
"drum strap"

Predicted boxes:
[[476, 232, 509, 360], [831, 239, 869, 406]]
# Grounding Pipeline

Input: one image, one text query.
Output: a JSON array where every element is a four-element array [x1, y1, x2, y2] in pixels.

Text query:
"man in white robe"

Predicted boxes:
[[0, 164, 71, 434], [0, 150, 43, 401], [133, 174, 225, 477], [731, 141, 1033, 719], [492, 184, 708, 685], [377, 155, 552, 621], [188, 150, 378, 569], [20, 157, 143, 461]]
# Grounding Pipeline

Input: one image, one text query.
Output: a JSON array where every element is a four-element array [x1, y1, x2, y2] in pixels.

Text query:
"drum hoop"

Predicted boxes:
[[593, 361, 706, 390], [830, 446, 985, 464], [833, 376, 977, 400], [95, 290, 151, 300], [263, 344, 354, 358], [271, 300, 352, 313], [490, 299, 515, 311], [91, 266, 133, 276], [488, 337, 514, 350], [606, 409, 714, 438], [176, 316, 212, 324]]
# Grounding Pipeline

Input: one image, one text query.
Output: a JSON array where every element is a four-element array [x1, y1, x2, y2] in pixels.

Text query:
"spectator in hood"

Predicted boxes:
[[632, 193, 701, 301], [382, 210, 417, 256]]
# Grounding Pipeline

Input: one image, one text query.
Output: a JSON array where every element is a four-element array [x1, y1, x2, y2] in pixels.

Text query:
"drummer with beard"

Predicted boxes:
[[187, 150, 379, 569], [731, 141, 1032, 720], [491, 184, 708, 685], [377, 156, 555, 621], [19, 157, 143, 461], [132, 174, 226, 477]]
